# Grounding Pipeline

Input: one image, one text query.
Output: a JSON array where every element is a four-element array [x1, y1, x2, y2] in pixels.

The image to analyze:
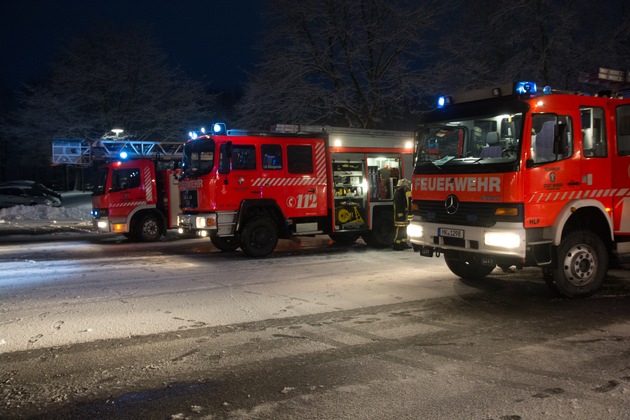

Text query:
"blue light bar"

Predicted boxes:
[[119, 151, 129, 159], [212, 123, 227, 135], [437, 96, 452, 108], [514, 81, 537, 95]]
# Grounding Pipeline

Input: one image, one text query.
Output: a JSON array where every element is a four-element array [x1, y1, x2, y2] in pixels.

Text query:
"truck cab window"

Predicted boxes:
[[182, 139, 215, 176], [531, 114, 573, 164], [617, 105, 630, 156], [415, 111, 524, 171], [581, 107, 607, 157], [111, 168, 141, 191], [262, 144, 283, 170], [93, 167, 109, 195], [231, 145, 256, 170], [287, 145, 313, 174]]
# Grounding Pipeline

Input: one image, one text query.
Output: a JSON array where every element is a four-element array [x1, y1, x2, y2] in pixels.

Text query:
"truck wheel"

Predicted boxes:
[[545, 230, 607, 298], [211, 234, 240, 252], [329, 232, 360, 245], [240, 216, 278, 258], [135, 213, 164, 242], [444, 251, 495, 279], [362, 209, 395, 248]]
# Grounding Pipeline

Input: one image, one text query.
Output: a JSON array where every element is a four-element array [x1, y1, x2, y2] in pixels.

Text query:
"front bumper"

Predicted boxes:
[[177, 213, 217, 235], [407, 218, 527, 258], [93, 218, 129, 234]]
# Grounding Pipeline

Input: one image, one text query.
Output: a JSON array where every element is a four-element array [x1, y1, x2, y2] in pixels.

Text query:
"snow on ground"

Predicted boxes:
[[0, 191, 93, 232]]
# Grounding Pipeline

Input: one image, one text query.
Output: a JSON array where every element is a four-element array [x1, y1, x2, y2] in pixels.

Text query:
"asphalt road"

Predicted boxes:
[[1, 233, 629, 419]]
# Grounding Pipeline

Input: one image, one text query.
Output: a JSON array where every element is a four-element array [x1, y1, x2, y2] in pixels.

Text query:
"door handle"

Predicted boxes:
[[568, 181, 580, 186], [308, 189, 316, 193]]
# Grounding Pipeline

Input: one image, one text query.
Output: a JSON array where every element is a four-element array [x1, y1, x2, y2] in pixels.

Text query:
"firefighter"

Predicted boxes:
[[393, 178, 411, 250]]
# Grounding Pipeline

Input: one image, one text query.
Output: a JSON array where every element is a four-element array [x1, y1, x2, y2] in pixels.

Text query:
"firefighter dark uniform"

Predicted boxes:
[[393, 179, 411, 250]]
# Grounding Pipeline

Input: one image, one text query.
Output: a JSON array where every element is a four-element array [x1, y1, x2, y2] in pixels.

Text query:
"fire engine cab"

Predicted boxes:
[[90, 140, 183, 241], [407, 80, 630, 298], [177, 124, 413, 257]]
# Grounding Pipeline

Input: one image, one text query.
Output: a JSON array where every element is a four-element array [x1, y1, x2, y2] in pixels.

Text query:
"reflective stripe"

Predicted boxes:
[[143, 166, 153, 202], [529, 188, 630, 203], [110, 201, 146, 208]]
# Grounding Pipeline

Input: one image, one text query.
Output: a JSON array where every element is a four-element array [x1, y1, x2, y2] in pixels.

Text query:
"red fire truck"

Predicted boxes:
[[177, 124, 414, 257], [90, 140, 183, 241], [407, 78, 630, 297]]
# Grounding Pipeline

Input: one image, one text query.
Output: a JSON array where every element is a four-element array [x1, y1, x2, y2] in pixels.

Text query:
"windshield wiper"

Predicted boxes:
[[433, 155, 456, 166]]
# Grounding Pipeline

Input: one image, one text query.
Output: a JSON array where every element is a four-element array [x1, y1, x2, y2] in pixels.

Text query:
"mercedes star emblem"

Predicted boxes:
[[445, 194, 459, 215]]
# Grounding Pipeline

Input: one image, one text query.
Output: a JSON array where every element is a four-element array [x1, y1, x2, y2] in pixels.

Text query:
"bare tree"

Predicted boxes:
[[4, 26, 213, 176], [236, 0, 452, 129], [433, 0, 630, 95]]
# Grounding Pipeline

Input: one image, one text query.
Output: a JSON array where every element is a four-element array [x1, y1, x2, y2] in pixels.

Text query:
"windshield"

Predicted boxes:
[[93, 167, 109, 196], [416, 113, 523, 166], [182, 138, 216, 177]]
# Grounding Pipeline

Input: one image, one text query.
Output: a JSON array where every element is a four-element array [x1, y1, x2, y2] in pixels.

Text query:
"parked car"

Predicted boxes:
[[0, 185, 62, 208], [0, 180, 62, 201]]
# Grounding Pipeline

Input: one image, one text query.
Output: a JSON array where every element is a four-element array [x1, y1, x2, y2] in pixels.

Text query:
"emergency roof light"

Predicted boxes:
[[437, 95, 453, 108], [212, 122, 227, 135], [514, 81, 537, 95], [119, 151, 129, 159], [188, 131, 198, 140]]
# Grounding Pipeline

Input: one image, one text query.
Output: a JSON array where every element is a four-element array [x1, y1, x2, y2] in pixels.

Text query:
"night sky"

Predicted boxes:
[[0, 0, 263, 91]]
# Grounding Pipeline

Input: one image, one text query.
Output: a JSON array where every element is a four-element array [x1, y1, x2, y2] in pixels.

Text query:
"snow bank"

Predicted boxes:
[[0, 192, 92, 227], [0, 204, 91, 222]]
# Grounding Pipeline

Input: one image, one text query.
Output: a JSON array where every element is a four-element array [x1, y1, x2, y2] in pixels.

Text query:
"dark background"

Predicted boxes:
[[0, 0, 263, 92]]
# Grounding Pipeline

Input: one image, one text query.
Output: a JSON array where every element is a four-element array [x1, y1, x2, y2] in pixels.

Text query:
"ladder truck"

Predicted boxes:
[[52, 137, 184, 241]]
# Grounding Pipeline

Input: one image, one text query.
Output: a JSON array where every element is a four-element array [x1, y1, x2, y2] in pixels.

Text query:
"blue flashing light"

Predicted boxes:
[[437, 96, 452, 108], [201, 127, 206, 134], [543, 85, 552, 95], [119, 151, 129, 160], [188, 131, 198, 140], [515, 81, 537, 95], [212, 122, 227, 135]]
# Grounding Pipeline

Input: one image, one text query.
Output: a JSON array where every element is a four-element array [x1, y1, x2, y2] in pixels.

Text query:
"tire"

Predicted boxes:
[[240, 216, 278, 258], [211, 233, 240, 252], [444, 251, 495, 279], [545, 230, 607, 298], [362, 209, 395, 248], [329, 232, 360, 245], [134, 213, 164, 242]]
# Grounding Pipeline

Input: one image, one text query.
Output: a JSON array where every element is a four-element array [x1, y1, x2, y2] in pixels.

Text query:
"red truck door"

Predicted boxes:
[[524, 114, 582, 228], [107, 161, 154, 220], [282, 140, 328, 218], [611, 103, 630, 234]]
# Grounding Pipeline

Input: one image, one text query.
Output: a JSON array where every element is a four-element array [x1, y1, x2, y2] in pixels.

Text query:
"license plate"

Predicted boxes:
[[438, 228, 464, 238]]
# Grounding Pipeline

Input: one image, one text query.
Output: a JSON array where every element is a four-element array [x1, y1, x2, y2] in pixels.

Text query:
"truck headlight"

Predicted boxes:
[[196, 216, 216, 229], [407, 223, 423, 238], [484, 231, 520, 249]]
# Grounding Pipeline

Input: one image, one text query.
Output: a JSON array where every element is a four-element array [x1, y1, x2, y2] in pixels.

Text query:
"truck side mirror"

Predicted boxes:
[[553, 123, 567, 155], [218, 141, 232, 175]]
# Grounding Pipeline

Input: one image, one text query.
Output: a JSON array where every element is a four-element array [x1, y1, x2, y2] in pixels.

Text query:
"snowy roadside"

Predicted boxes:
[[0, 191, 94, 235]]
